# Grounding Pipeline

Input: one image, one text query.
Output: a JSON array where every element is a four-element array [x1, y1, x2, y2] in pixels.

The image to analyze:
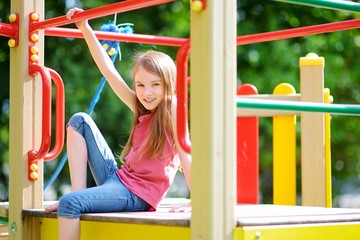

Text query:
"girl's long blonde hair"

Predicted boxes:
[[119, 50, 176, 163]]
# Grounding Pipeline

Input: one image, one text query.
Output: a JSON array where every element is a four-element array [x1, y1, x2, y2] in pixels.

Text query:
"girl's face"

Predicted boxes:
[[134, 66, 164, 111]]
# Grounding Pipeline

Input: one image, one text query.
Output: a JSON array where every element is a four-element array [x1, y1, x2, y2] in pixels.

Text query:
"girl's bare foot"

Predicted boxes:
[[45, 201, 59, 212]]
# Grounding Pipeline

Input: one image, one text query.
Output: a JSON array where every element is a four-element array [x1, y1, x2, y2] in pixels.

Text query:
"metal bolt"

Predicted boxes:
[[10, 222, 17, 234]]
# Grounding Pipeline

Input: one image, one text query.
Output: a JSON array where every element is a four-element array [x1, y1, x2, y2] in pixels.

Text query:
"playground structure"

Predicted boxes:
[[1, 0, 360, 239]]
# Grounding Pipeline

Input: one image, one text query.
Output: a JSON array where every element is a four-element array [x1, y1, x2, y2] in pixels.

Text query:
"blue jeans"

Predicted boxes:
[[57, 112, 150, 219]]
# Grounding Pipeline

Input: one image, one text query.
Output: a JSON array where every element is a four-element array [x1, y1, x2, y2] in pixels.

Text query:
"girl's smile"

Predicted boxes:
[[134, 66, 164, 111]]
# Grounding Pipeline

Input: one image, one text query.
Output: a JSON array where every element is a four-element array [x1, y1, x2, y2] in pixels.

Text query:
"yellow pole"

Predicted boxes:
[[324, 88, 333, 208], [273, 83, 297, 205]]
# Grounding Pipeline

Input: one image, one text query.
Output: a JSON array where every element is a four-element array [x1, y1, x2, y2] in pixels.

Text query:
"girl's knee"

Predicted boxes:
[[68, 112, 89, 126], [58, 193, 82, 218], [67, 112, 90, 134]]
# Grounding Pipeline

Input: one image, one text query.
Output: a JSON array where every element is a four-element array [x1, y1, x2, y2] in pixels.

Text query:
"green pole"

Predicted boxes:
[[236, 97, 360, 116], [275, 0, 360, 13]]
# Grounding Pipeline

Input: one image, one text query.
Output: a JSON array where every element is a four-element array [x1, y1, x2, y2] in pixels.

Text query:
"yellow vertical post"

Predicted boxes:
[[299, 53, 326, 207], [190, 0, 237, 239], [324, 88, 333, 208], [273, 83, 297, 205], [9, 0, 44, 239]]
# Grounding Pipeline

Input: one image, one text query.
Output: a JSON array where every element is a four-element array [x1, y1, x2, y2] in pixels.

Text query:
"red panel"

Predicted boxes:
[[237, 84, 259, 204]]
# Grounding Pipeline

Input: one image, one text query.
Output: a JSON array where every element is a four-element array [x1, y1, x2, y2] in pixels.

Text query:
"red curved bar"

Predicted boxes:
[[45, 27, 188, 47], [28, 65, 52, 163], [30, 0, 174, 31], [175, 40, 191, 153], [44, 68, 65, 161], [237, 18, 360, 45]]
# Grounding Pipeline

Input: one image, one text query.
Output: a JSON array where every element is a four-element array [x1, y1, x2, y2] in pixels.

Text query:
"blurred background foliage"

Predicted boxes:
[[0, 0, 360, 207]]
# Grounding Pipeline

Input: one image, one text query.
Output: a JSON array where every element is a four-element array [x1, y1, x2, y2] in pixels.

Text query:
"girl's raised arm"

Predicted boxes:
[[66, 8, 135, 112]]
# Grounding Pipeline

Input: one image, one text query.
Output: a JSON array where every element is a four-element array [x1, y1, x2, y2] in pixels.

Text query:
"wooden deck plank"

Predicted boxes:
[[21, 200, 360, 228], [235, 204, 360, 226]]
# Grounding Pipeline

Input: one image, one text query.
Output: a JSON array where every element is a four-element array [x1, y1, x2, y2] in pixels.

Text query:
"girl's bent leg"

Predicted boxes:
[[67, 126, 87, 191], [67, 112, 118, 186]]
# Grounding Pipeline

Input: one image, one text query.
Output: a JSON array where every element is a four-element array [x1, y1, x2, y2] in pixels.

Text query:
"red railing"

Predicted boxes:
[[237, 18, 360, 45], [45, 28, 188, 47], [27, 65, 65, 181], [176, 40, 191, 153], [0, 22, 16, 37]]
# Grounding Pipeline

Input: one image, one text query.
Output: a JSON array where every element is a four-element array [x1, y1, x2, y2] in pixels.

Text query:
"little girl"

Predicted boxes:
[[46, 7, 191, 240]]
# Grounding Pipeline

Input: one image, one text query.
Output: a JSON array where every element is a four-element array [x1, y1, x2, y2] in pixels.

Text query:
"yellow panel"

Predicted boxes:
[[234, 222, 360, 240], [41, 218, 190, 240], [273, 83, 297, 205]]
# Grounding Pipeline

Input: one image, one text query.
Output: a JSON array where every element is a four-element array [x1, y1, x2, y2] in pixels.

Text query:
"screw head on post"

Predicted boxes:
[[8, 39, 16, 48], [9, 13, 17, 23]]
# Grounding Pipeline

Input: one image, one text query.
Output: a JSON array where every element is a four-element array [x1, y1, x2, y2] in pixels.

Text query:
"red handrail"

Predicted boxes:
[[28, 65, 52, 162], [176, 40, 191, 153], [44, 68, 65, 161], [27, 65, 65, 180], [30, 0, 174, 32]]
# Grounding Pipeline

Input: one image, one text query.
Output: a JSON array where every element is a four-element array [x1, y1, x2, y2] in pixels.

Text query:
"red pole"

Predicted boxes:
[[45, 27, 188, 47], [237, 84, 259, 204], [30, 0, 174, 31], [237, 18, 360, 45]]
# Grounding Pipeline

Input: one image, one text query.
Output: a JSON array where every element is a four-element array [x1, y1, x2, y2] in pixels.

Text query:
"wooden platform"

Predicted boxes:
[[3, 199, 360, 239], [22, 202, 360, 227]]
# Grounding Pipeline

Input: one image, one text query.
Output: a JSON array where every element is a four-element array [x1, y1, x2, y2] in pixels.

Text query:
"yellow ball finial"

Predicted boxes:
[[192, 0, 203, 12], [305, 52, 319, 58]]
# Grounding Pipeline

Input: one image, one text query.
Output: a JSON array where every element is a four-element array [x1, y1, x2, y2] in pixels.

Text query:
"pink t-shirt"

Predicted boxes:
[[116, 113, 180, 209]]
